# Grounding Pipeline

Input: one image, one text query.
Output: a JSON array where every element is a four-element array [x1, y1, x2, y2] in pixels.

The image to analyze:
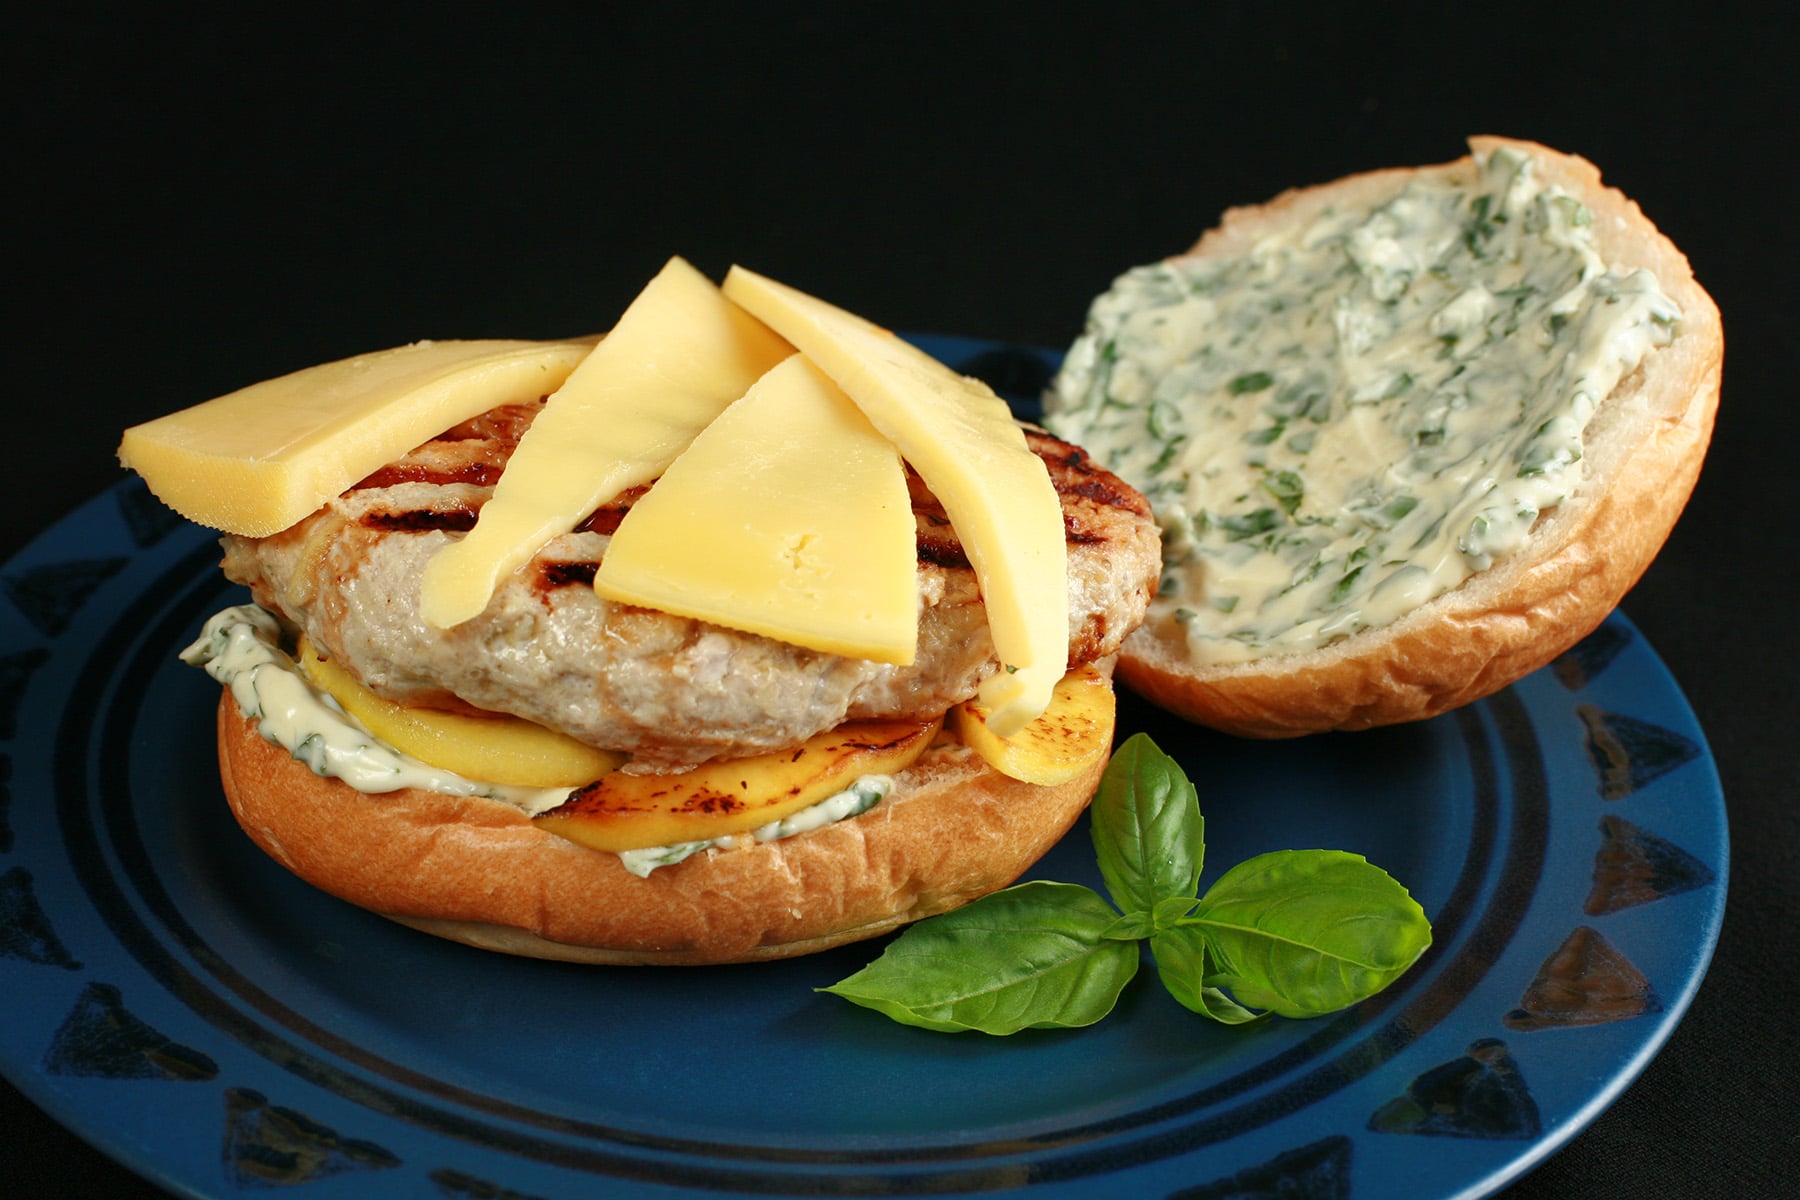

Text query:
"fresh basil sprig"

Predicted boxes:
[[821, 733, 1432, 1034], [819, 882, 1139, 1034]]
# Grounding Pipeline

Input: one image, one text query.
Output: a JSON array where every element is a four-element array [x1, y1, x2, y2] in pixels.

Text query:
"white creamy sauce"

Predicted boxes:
[[1045, 146, 1681, 664], [183, 604, 890, 874], [614, 776, 891, 878], [181, 605, 571, 812]]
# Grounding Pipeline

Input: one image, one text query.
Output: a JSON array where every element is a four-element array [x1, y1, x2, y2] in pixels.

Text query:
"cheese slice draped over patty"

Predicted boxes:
[[722, 266, 1068, 735], [419, 256, 793, 628], [593, 353, 918, 663], [118, 338, 597, 537]]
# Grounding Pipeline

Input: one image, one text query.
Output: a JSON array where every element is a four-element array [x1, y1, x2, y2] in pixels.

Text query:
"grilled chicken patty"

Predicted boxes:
[[221, 401, 1161, 770]]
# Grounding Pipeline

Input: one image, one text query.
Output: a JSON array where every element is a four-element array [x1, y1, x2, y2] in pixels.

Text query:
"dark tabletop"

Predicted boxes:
[[8, 5, 1794, 1196]]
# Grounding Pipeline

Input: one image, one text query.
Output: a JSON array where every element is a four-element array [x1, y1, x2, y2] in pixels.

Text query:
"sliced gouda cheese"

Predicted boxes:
[[419, 257, 792, 628], [117, 339, 597, 536], [722, 266, 1067, 734], [593, 354, 917, 663]]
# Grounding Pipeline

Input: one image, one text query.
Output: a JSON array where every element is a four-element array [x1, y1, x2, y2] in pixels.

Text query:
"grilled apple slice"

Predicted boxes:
[[952, 664, 1115, 785], [298, 638, 625, 788], [534, 718, 941, 853]]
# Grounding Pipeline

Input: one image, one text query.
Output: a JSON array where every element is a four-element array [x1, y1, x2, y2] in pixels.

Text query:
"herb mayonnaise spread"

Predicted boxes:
[[1045, 145, 1680, 665], [183, 604, 892, 876]]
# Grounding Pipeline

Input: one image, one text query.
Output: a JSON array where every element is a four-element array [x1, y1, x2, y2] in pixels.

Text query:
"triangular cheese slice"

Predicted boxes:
[[419, 257, 793, 628], [721, 266, 1066, 733], [593, 354, 917, 663], [118, 338, 597, 537]]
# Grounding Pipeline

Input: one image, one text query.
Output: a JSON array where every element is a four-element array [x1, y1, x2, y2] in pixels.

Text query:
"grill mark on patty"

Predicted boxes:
[[1062, 516, 1105, 545], [916, 532, 967, 569], [541, 560, 599, 589], [906, 434, 1145, 568], [350, 403, 544, 493], [354, 462, 503, 491], [361, 506, 480, 533], [435, 402, 545, 445], [1039, 439, 1153, 517], [1071, 610, 1111, 663], [916, 514, 1102, 570], [575, 486, 651, 536]]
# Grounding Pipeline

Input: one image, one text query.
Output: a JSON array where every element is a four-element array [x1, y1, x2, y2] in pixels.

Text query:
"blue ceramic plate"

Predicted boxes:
[[0, 337, 1726, 1199]]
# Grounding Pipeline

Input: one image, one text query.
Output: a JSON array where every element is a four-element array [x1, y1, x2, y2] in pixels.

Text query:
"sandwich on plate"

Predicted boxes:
[[120, 261, 1162, 964]]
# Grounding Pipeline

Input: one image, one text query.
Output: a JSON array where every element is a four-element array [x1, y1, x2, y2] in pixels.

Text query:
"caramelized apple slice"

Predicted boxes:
[[298, 639, 625, 788], [534, 717, 940, 853], [951, 664, 1115, 785]]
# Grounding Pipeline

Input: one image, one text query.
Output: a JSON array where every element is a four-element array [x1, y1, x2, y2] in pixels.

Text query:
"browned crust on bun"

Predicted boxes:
[[1115, 136, 1722, 737], [214, 689, 1111, 965]]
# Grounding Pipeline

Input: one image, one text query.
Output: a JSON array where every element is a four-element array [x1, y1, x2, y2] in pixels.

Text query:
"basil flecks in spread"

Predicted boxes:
[[183, 605, 577, 813], [183, 604, 892, 873], [1045, 146, 1680, 664]]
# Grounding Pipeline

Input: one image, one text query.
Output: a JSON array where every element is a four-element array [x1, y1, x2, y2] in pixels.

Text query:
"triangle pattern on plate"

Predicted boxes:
[[1503, 925, 1661, 1031], [223, 1087, 402, 1188], [0, 865, 81, 970], [1585, 815, 1716, 916], [1368, 1039, 1542, 1140], [42, 981, 219, 1081], [1576, 703, 1702, 800], [1551, 620, 1632, 691], [115, 477, 188, 549], [2, 556, 129, 638]]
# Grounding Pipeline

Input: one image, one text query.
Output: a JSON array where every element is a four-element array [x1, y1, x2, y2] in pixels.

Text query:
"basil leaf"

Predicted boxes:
[[1090, 733, 1203, 918], [1102, 911, 1156, 941], [1149, 924, 1265, 1026], [1153, 894, 1199, 926], [1103, 896, 1197, 940], [821, 882, 1140, 1035], [1182, 850, 1432, 1018]]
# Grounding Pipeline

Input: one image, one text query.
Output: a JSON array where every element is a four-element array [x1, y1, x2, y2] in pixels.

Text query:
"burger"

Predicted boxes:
[[123, 262, 1163, 965]]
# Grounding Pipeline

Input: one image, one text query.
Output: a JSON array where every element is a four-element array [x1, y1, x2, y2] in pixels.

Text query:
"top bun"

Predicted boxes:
[[1052, 137, 1721, 737]]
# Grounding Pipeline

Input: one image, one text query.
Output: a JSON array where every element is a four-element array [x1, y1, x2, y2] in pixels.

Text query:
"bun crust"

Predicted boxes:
[[214, 692, 1108, 965], [1115, 137, 1722, 736]]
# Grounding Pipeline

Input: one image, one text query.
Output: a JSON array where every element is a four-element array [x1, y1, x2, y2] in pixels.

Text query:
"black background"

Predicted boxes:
[[7, 4, 1794, 1196]]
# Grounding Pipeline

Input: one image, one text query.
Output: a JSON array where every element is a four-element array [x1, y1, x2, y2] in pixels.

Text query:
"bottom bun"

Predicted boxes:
[[215, 693, 1108, 965]]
